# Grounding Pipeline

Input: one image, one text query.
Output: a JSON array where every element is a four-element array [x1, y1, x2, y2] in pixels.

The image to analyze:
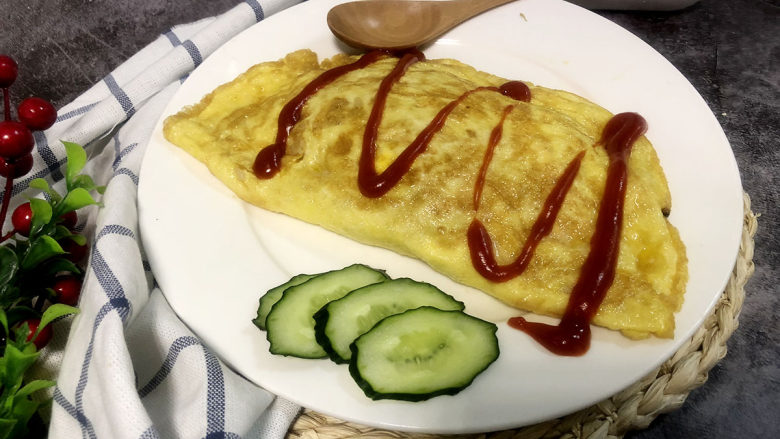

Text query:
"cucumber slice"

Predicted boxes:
[[266, 264, 388, 358], [349, 307, 499, 401], [314, 278, 464, 363], [253, 273, 317, 330]]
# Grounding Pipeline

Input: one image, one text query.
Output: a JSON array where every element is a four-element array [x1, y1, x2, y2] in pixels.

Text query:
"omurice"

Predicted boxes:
[[163, 49, 688, 354]]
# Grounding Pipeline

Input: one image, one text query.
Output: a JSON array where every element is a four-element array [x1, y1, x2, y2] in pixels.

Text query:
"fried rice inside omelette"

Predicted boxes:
[[163, 49, 688, 339]]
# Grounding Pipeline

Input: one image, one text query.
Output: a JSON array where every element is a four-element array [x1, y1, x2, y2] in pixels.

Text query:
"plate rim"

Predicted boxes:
[[138, 0, 743, 433]]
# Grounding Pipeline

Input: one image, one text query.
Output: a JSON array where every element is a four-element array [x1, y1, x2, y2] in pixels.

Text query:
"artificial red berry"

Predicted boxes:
[[0, 153, 33, 178], [0, 55, 18, 88], [18, 97, 57, 131], [60, 210, 78, 230], [61, 238, 88, 263], [0, 120, 34, 159], [11, 202, 32, 236], [21, 319, 52, 350], [52, 274, 82, 306]]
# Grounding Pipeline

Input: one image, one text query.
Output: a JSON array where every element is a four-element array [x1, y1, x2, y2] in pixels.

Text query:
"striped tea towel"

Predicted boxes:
[[0, 1, 305, 437]]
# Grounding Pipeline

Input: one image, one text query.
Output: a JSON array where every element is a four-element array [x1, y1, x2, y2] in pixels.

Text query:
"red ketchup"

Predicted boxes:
[[468, 150, 585, 282], [253, 50, 387, 178], [252, 49, 647, 356], [507, 113, 647, 356]]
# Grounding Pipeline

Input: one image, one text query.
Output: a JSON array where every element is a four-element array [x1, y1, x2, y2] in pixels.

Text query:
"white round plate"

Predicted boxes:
[[138, 0, 743, 434]]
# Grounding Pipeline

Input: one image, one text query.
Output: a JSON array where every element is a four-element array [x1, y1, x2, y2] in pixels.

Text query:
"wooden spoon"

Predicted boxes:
[[327, 0, 517, 50]]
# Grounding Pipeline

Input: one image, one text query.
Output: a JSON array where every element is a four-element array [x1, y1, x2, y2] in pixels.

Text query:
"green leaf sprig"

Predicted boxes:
[[0, 304, 77, 439], [0, 141, 101, 438]]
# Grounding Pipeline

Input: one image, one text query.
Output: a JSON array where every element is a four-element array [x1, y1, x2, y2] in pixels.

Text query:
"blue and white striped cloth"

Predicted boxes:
[[0, 1, 304, 437]]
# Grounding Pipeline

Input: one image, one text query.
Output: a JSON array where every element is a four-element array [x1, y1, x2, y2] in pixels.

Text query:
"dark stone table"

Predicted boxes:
[[2, 0, 777, 437]]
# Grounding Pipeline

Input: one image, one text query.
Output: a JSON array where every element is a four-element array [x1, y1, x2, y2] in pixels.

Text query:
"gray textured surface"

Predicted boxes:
[[1, 0, 778, 437]]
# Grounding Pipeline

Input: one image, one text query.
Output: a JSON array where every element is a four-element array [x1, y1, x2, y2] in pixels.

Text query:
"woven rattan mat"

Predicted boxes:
[[287, 193, 757, 439]]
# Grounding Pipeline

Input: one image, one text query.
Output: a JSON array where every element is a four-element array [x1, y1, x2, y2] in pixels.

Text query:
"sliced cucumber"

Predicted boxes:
[[253, 273, 317, 330], [349, 307, 499, 401], [314, 278, 464, 363], [266, 264, 388, 358]]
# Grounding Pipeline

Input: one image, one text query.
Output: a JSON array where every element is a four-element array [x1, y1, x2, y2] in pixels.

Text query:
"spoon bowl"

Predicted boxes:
[[327, 0, 517, 50]]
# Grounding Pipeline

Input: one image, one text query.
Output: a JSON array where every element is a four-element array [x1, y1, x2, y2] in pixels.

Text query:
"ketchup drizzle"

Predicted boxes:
[[468, 150, 585, 282], [473, 105, 515, 211], [508, 112, 647, 356], [359, 82, 506, 197], [499, 81, 532, 102], [358, 49, 426, 197], [250, 48, 648, 356], [253, 50, 387, 179]]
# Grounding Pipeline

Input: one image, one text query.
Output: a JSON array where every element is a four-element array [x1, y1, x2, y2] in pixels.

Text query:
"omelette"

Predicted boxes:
[[163, 49, 688, 347]]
